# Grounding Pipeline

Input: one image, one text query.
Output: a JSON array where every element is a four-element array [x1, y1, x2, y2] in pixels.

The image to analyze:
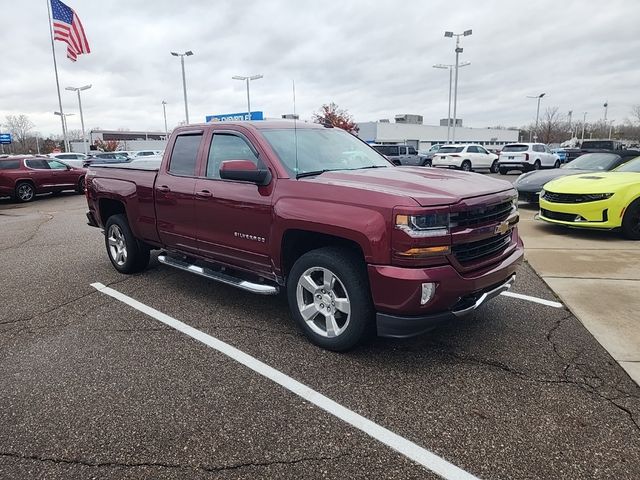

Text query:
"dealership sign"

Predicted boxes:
[[205, 111, 264, 122], [0, 133, 11, 144]]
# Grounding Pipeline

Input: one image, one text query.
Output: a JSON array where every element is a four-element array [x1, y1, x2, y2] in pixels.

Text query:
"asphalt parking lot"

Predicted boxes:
[[1, 192, 639, 479]]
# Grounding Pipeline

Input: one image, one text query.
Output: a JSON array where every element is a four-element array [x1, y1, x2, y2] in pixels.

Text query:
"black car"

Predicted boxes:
[[83, 152, 131, 168], [515, 151, 640, 203]]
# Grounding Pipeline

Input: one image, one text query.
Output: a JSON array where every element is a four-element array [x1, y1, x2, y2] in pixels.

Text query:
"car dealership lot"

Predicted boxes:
[[1, 194, 639, 479]]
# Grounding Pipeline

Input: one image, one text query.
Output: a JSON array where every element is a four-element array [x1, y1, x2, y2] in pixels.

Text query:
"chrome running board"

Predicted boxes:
[[157, 254, 279, 295]]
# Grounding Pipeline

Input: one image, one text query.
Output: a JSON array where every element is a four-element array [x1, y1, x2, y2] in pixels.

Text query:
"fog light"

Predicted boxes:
[[574, 215, 586, 222], [421, 282, 437, 305]]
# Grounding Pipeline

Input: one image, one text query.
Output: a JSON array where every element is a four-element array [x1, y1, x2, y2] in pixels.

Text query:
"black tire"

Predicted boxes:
[[104, 214, 150, 273], [421, 159, 432, 167], [461, 160, 472, 172], [77, 176, 85, 194], [499, 167, 508, 175], [15, 181, 35, 203], [621, 199, 640, 240], [490, 160, 499, 173], [553, 160, 561, 169], [287, 246, 374, 351], [532, 160, 541, 170]]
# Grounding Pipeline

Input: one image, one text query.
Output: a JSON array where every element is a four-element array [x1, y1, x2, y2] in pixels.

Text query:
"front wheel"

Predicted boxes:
[[461, 160, 472, 172], [77, 177, 85, 194], [287, 247, 373, 351], [553, 160, 561, 169], [499, 167, 508, 175], [532, 160, 542, 171], [490, 160, 499, 173], [621, 199, 640, 240], [104, 214, 150, 273], [421, 159, 432, 167]]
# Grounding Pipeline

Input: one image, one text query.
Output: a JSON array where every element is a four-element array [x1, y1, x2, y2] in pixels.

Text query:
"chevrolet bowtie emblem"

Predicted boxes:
[[495, 221, 510, 235]]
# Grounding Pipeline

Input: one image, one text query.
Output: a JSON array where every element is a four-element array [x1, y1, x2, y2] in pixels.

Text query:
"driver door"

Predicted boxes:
[[194, 131, 274, 276]]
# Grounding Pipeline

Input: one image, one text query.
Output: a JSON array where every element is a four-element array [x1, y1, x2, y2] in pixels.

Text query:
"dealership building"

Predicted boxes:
[[357, 114, 519, 151]]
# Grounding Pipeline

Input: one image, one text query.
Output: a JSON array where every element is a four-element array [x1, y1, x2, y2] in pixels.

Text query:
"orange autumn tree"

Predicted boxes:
[[312, 102, 359, 134]]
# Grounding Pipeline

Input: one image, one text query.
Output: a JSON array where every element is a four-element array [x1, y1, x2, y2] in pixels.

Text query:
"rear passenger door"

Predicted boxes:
[[24, 159, 52, 190], [154, 131, 204, 253]]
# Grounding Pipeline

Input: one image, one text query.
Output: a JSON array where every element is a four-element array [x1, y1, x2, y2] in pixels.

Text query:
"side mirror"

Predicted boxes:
[[219, 160, 271, 185]]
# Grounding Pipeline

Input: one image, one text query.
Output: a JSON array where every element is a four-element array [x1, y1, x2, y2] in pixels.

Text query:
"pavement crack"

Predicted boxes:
[[0, 289, 99, 327], [0, 451, 352, 472], [0, 213, 54, 251]]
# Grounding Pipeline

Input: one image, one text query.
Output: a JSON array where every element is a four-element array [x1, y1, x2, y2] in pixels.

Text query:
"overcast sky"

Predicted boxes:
[[1, 0, 639, 137]]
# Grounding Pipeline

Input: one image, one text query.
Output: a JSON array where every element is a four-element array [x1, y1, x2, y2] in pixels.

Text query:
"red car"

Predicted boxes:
[[0, 156, 86, 202], [86, 121, 523, 351]]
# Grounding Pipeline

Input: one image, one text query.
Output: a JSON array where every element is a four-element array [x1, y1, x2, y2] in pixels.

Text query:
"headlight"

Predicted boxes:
[[584, 193, 614, 201], [396, 213, 449, 237], [540, 189, 545, 197]]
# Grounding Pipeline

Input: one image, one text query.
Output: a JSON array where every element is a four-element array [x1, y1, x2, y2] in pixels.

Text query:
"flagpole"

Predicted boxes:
[[46, 0, 69, 152]]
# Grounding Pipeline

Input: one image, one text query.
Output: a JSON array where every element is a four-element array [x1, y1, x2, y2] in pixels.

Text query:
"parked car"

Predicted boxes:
[[85, 121, 523, 351], [497, 143, 560, 174], [134, 150, 162, 157], [371, 144, 427, 166], [431, 144, 499, 172], [0, 155, 86, 202], [551, 148, 568, 164], [564, 140, 626, 163], [418, 144, 444, 166], [83, 152, 131, 168], [539, 156, 640, 239], [515, 151, 640, 202], [49, 152, 88, 168]]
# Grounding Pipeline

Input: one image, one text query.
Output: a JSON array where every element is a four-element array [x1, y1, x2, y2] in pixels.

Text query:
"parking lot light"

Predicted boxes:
[[444, 29, 472, 143], [171, 51, 194, 124], [232, 75, 263, 121], [433, 62, 470, 143], [65, 85, 92, 154], [526, 93, 546, 142]]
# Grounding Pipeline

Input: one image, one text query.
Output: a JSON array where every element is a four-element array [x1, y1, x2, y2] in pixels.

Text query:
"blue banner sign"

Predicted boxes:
[[205, 111, 264, 122], [0, 133, 11, 144]]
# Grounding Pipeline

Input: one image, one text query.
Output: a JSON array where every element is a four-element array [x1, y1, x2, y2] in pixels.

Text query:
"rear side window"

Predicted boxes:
[[169, 134, 202, 176], [467, 146, 479, 153], [0, 160, 21, 170], [25, 159, 50, 169], [408, 147, 417, 155], [502, 144, 529, 152]]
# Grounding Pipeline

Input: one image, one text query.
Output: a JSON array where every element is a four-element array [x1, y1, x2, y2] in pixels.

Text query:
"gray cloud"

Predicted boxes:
[[1, 0, 639, 137]]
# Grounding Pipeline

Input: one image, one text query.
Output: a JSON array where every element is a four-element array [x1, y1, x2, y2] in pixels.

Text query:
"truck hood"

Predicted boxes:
[[302, 167, 515, 206], [544, 172, 640, 193]]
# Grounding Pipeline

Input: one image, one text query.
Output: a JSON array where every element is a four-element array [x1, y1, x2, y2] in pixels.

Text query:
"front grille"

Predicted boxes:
[[542, 191, 600, 203], [452, 232, 512, 263], [451, 200, 513, 228], [540, 208, 577, 222]]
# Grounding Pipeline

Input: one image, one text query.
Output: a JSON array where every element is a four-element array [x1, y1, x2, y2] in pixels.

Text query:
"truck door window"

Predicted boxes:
[[408, 147, 417, 155], [169, 134, 202, 176], [206, 134, 259, 179]]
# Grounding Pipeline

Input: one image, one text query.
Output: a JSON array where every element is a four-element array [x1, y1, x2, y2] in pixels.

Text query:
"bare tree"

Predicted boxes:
[[631, 105, 640, 125], [537, 107, 567, 144], [4, 114, 35, 153]]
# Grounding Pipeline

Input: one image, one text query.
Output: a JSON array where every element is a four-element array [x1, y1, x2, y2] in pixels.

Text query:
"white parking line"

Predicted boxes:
[[500, 291, 563, 308], [91, 282, 479, 480]]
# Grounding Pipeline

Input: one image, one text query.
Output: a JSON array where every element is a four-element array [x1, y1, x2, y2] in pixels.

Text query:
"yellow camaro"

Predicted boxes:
[[538, 156, 640, 239]]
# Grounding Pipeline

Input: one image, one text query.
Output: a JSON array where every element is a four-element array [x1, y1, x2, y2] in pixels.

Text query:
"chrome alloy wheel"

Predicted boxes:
[[296, 267, 351, 338], [107, 224, 127, 266], [17, 184, 34, 201]]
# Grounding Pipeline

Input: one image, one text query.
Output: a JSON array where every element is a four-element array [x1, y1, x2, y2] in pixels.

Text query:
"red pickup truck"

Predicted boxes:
[[85, 121, 523, 351]]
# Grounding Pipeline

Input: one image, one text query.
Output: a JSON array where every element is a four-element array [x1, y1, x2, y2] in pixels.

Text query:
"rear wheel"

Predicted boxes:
[[104, 214, 150, 273], [621, 199, 640, 240], [461, 160, 472, 172], [15, 182, 35, 203], [287, 247, 373, 351], [490, 160, 499, 173]]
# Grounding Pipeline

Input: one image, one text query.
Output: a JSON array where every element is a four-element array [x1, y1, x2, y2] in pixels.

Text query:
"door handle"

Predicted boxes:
[[157, 185, 171, 193], [195, 190, 212, 198]]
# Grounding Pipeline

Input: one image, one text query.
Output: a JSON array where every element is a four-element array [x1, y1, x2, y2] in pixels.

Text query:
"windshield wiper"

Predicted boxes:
[[296, 169, 334, 179], [355, 165, 388, 169]]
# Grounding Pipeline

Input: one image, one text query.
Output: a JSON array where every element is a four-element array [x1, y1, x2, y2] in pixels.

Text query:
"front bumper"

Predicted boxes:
[[538, 198, 622, 229], [376, 274, 515, 337], [516, 187, 541, 203]]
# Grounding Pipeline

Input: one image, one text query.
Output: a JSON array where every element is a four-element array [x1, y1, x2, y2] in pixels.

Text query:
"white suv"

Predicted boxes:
[[498, 143, 560, 174], [49, 152, 88, 168], [431, 144, 499, 172]]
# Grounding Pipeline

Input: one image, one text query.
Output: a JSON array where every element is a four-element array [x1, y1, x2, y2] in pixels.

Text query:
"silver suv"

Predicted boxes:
[[372, 144, 428, 166]]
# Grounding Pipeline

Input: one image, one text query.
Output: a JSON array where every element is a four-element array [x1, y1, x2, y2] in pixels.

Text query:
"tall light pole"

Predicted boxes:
[[232, 74, 263, 120], [161, 100, 168, 139], [603, 101, 608, 121], [65, 85, 92, 154], [170, 51, 193, 124], [526, 93, 545, 141], [54, 112, 74, 151], [608, 120, 615, 139], [581, 112, 588, 143], [433, 62, 470, 143], [444, 29, 472, 143]]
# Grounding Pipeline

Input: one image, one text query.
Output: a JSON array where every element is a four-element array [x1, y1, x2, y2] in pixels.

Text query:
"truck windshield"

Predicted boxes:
[[262, 128, 390, 177], [565, 153, 618, 170], [581, 140, 615, 149]]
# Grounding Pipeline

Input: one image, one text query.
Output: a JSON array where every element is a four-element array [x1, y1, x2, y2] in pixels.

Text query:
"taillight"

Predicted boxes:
[[450, 154, 460, 158], [524, 153, 529, 161]]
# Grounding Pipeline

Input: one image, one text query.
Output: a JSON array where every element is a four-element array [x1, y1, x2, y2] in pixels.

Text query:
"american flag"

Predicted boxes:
[[51, 0, 90, 62]]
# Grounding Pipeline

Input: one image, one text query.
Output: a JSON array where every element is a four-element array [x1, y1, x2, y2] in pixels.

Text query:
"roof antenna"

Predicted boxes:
[[293, 79, 299, 177]]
